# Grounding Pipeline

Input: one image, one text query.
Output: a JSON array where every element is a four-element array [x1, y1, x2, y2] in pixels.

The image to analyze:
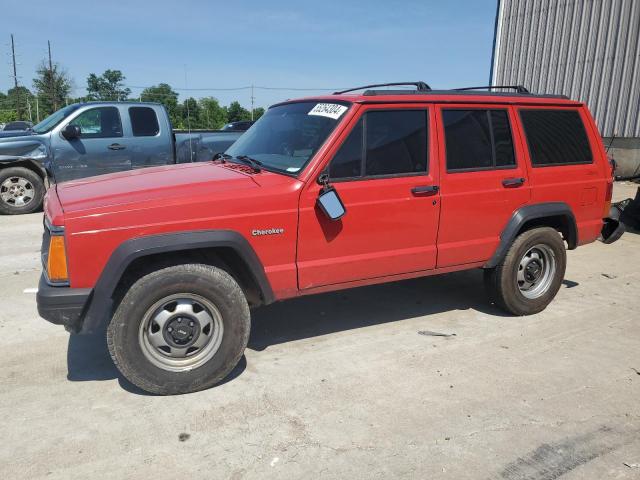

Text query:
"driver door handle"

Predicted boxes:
[[108, 143, 126, 151], [411, 185, 439, 196], [502, 177, 525, 187]]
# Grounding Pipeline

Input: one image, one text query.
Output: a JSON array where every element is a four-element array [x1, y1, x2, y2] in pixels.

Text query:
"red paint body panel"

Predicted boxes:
[[56, 162, 302, 297], [297, 104, 440, 289], [435, 104, 531, 267], [41, 91, 610, 303], [514, 106, 609, 246]]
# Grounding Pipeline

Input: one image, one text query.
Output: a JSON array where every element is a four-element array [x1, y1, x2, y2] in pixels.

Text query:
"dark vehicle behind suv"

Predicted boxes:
[[2, 120, 33, 131], [221, 121, 254, 131]]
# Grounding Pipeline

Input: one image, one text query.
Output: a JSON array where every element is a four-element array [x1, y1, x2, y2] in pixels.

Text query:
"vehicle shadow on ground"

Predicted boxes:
[[66, 330, 247, 395], [247, 269, 499, 351], [66, 268, 579, 392], [248, 269, 580, 351]]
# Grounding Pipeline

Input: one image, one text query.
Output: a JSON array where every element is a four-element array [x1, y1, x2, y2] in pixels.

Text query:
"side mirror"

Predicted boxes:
[[317, 187, 346, 221], [61, 124, 81, 140]]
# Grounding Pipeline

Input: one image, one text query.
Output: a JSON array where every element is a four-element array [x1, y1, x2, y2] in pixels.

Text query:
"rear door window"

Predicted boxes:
[[129, 107, 160, 137], [443, 109, 515, 172], [519, 109, 593, 166]]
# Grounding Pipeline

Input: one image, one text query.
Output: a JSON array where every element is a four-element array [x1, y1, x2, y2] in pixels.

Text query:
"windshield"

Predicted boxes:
[[32, 104, 81, 134], [225, 101, 350, 174]]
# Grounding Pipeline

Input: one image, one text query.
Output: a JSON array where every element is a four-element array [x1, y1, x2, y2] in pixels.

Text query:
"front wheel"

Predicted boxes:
[[107, 264, 250, 395], [0, 167, 45, 215], [484, 227, 567, 315]]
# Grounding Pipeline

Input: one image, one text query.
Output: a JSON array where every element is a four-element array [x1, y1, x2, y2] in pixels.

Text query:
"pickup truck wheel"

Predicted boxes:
[[0, 167, 45, 215], [107, 264, 250, 395], [484, 227, 566, 315]]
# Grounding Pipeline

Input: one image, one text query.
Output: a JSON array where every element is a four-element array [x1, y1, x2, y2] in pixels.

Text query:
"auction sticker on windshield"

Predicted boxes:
[[308, 103, 348, 120]]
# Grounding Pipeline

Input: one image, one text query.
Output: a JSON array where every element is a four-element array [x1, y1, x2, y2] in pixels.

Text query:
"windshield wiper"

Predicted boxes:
[[235, 155, 263, 172], [213, 152, 232, 162]]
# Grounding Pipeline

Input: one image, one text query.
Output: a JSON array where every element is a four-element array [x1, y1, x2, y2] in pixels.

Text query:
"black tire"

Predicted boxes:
[[484, 227, 566, 315], [107, 264, 250, 395], [0, 166, 45, 215]]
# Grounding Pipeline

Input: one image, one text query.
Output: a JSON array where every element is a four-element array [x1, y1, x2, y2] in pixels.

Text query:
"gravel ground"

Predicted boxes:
[[0, 182, 638, 480]]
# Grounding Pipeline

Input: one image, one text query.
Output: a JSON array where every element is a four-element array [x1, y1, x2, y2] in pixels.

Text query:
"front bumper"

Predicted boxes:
[[36, 274, 92, 332]]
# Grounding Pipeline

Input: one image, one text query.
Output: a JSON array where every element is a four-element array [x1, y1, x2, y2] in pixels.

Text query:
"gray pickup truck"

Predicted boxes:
[[0, 102, 243, 214]]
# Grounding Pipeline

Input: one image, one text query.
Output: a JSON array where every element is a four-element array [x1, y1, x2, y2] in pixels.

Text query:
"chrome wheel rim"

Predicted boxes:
[[517, 244, 556, 299], [138, 293, 224, 372], [1, 176, 35, 207]]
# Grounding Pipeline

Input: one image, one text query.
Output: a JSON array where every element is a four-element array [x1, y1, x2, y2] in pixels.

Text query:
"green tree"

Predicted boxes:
[[225, 101, 251, 122], [253, 107, 265, 121], [6, 86, 34, 121], [32, 60, 72, 116], [140, 83, 180, 127], [86, 69, 131, 101], [199, 97, 227, 129], [0, 91, 15, 123], [181, 97, 201, 129]]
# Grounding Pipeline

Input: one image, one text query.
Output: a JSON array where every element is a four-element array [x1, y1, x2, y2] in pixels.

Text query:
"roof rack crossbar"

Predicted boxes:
[[334, 81, 431, 95], [454, 85, 530, 94]]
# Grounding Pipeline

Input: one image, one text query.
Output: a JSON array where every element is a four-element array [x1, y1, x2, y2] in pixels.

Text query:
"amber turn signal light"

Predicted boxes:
[[47, 235, 69, 282]]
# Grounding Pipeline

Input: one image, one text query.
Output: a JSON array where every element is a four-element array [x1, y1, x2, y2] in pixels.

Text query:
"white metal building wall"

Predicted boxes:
[[491, 0, 640, 138]]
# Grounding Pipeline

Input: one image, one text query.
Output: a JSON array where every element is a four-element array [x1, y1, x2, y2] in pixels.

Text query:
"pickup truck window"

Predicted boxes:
[[32, 104, 80, 134], [225, 101, 350, 174], [129, 107, 160, 136], [520, 109, 593, 166], [69, 107, 123, 139], [443, 109, 515, 172]]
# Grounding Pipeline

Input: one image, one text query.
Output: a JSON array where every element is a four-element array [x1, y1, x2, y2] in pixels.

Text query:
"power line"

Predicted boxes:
[[124, 84, 345, 92]]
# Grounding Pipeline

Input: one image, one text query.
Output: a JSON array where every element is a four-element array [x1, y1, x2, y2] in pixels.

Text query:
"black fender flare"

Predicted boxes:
[[484, 202, 578, 268], [80, 230, 274, 333]]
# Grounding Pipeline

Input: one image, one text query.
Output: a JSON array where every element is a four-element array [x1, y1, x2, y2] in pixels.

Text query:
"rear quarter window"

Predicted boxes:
[[519, 109, 593, 166], [129, 107, 160, 137]]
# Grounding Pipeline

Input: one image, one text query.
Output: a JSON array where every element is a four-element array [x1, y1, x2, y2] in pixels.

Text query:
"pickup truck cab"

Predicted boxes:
[[37, 83, 618, 395], [0, 102, 241, 214]]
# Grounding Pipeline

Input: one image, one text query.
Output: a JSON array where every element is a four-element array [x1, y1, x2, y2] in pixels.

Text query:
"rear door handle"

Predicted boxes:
[[108, 143, 126, 151], [411, 185, 439, 196], [502, 177, 525, 187]]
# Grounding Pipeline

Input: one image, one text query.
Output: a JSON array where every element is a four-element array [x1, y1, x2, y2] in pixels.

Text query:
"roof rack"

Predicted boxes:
[[454, 85, 530, 94], [334, 81, 431, 95]]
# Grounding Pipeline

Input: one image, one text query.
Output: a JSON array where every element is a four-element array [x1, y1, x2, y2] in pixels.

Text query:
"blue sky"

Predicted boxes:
[[2, 0, 498, 108]]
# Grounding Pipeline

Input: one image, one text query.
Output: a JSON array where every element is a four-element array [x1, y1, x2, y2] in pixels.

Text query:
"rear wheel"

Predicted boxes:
[[107, 264, 250, 395], [0, 167, 45, 215], [484, 227, 566, 315]]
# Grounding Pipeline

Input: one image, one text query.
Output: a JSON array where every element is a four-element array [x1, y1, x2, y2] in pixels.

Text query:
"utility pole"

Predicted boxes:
[[10, 34, 23, 119], [10, 34, 18, 89], [250, 84, 255, 121], [35, 97, 39, 122], [48, 40, 57, 111]]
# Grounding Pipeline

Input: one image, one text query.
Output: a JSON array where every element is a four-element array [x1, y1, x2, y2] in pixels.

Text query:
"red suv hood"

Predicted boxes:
[[56, 162, 266, 215]]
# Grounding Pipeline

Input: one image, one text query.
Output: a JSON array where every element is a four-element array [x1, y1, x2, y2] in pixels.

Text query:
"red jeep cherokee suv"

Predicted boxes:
[[37, 83, 617, 395]]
